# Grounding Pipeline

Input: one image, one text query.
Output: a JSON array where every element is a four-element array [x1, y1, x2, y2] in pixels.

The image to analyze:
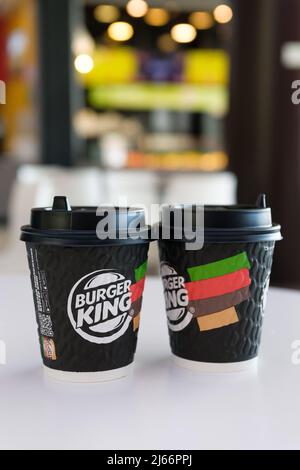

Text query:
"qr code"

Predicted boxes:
[[38, 313, 54, 337]]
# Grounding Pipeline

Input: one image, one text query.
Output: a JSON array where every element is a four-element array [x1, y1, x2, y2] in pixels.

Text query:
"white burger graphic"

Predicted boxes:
[[68, 270, 133, 344], [160, 263, 193, 332]]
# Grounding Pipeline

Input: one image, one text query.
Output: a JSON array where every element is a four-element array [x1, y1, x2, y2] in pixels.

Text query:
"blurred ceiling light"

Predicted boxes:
[[7, 30, 28, 59], [126, 0, 148, 18], [145, 8, 170, 26], [171, 23, 197, 44], [74, 54, 94, 74], [189, 11, 214, 30], [157, 33, 177, 53], [72, 29, 95, 56], [94, 4, 120, 23], [213, 4, 233, 24], [108, 21, 134, 41]]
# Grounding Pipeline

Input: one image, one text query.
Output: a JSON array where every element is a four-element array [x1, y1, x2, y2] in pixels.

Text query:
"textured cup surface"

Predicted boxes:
[[159, 240, 275, 363], [26, 243, 149, 373]]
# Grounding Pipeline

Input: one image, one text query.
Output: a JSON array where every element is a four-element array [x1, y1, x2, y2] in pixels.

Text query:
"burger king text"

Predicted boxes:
[[163, 275, 188, 310], [74, 279, 131, 328]]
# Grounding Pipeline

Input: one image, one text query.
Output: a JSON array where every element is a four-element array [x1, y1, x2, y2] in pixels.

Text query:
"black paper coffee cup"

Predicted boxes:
[[159, 195, 282, 372], [21, 197, 150, 382]]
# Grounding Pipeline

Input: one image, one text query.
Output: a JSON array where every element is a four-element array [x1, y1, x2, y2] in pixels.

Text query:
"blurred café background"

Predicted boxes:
[[0, 0, 299, 286]]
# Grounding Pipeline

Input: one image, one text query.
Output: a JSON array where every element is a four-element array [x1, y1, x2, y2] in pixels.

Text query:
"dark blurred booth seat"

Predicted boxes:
[[229, 0, 300, 288]]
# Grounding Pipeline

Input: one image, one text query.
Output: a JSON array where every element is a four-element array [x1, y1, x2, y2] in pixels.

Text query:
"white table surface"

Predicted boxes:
[[0, 275, 300, 450]]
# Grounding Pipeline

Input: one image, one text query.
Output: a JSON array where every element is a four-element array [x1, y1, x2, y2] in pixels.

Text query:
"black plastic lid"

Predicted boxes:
[[160, 194, 282, 243], [21, 196, 150, 246]]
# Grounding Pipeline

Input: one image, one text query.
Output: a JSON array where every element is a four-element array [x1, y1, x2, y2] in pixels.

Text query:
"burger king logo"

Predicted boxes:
[[67, 270, 134, 344], [161, 263, 193, 332]]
